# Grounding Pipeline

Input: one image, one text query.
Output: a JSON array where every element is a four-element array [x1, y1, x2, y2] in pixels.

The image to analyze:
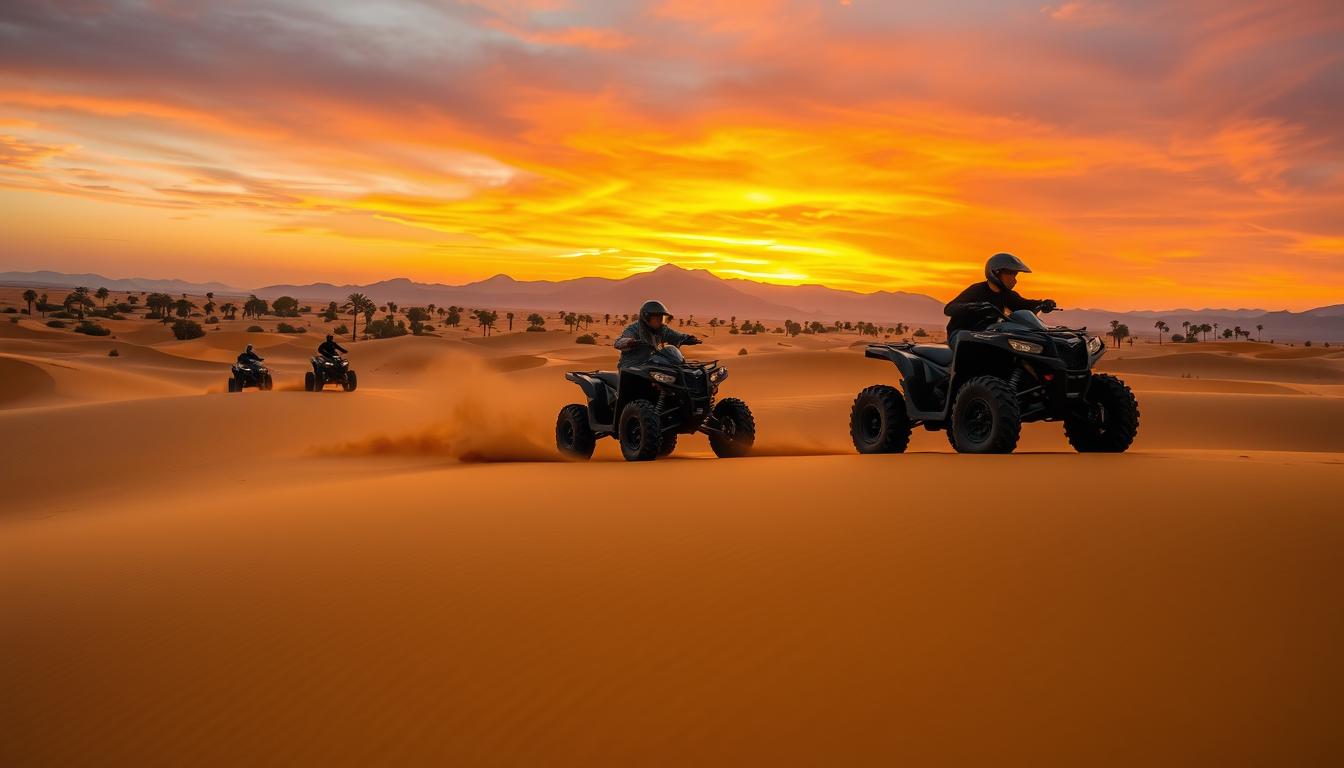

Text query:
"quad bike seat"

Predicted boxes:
[[911, 344, 953, 367]]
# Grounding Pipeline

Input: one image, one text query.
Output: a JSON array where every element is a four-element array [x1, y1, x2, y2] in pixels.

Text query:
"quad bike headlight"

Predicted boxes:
[[1087, 336, 1103, 355], [651, 371, 676, 384], [1008, 339, 1043, 354]]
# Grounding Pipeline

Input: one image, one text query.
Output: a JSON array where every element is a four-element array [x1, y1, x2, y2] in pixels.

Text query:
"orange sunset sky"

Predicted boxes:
[[1, 0, 1341, 310]]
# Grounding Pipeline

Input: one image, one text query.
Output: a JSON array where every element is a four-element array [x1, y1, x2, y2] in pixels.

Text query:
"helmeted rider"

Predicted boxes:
[[614, 300, 701, 368], [317, 334, 347, 361], [236, 344, 263, 366], [944, 253, 1057, 345]]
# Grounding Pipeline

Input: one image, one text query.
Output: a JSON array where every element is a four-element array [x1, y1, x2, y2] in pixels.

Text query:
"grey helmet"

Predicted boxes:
[[985, 252, 1031, 291], [639, 299, 671, 324]]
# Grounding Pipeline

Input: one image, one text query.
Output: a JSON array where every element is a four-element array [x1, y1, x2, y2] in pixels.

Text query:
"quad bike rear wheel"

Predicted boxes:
[[304, 371, 315, 392], [708, 397, 755, 458], [951, 375, 1021, 454], [555, 404, 597, 460], [1065, 374, 1139, 452], [657, 432, 678, 458], [343, 370, 358, 392], [850, 385, 912, 454], [619, 399, 662, 461]]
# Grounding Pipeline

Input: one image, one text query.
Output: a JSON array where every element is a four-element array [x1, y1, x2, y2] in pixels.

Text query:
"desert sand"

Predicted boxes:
[[3, 298, 1343, 765]]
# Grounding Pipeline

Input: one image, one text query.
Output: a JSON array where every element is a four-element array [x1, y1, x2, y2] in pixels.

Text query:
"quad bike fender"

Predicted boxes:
[[565, 372, 617, 428], [865, 344, 947, 420]]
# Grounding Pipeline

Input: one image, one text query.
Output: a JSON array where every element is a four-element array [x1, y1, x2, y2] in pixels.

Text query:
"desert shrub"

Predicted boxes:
[[246, 325, 265, 333], [525, 325, 546, 332], [738, 348, 748, 355], [913, 328, 928, 338], [172, 319, 205, 340], [366, 317, 408, 339], [47, 319, 68, 328], [575, 334, 597, 345], [1304, 340, 1312, 347], [276, 322, 305, 334], [51, 310, 76, 319], [1170, 334, 1184, 342], [74, 320, 111, 336], [108, 348, 120, 357], [205, 316, 220, 324], [2, 307, 15, 313], [333, 324, 348, 336]]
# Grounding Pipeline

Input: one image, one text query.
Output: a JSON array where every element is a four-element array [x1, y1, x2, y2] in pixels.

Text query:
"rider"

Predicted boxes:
[[317, 334, 347, 361], [615, 300, 701, 368], [236, 344, 263, 366], [944, 253, 1057, 345]]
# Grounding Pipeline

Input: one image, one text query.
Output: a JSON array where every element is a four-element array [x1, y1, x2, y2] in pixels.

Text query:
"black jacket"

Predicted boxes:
[[944, 282, 1047, 336], [318, 340, 348, 358], [614, 321, 694, 367]]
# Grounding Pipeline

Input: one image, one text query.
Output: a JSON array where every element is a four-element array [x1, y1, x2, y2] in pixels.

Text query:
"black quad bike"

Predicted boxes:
[[556, 344, 755, 461], [850, 309, 1139, 454], [305, 356, 358, 392], [228, 361, 272, 393]]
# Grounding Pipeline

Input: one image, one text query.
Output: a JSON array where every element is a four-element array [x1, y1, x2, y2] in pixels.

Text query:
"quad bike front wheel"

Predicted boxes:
[[555, 404, 597, 460], [313, 370, 325, 391], [619, 399, 662, 461], [304, 371, 315, 392], [1065, 374, 1139, 452], [708, 397, 755, 458], [343, 370, 358, 392], [227, 377, 240, 393], [951, 375, 1021, 454], [850, 385, 912, 454], [261, 372, 273, 391]]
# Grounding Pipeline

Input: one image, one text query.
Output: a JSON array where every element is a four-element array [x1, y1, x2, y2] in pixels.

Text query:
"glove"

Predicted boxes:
[[681, 336, 703, 345], [1038, 299, 1058, 313]]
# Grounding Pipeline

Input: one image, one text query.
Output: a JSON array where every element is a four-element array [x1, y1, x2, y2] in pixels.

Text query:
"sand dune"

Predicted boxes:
[[3, 316, 1342, 764]]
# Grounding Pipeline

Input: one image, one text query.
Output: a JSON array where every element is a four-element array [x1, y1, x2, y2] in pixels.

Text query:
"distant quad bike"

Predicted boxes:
[[228, 361, 272, 393], [557, 344, 755, 461], [305, 356, 358, 392], [851, 309, 1139, 454]]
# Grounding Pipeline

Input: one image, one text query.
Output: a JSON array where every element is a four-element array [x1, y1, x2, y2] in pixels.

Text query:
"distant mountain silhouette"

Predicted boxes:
[[252, 264, 949, 323], [3, 266, 1340, 339]]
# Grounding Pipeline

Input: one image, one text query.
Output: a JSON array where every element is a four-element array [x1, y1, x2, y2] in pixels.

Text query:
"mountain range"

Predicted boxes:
[[2, 266, 1340, 340]]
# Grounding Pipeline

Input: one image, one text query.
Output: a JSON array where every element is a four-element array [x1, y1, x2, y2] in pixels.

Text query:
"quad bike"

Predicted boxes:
[[557, 344, 755, 461], [850, 308, 1139, 454], [305, 356, 358, 392], [228, 361, 272, 393]]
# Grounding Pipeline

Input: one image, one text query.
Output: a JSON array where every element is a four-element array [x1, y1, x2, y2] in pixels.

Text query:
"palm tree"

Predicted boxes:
[[1256, 324, 1264, 341], [476, 309, 498, 336], [95, 286, 109, 306], [146, 292, 174, 323], [22, 289, 36, 315], [343, 293, 373, 340], [527, 312, 544, 329], [1212, 322, 1219, 341], [220, 302, 237, 320], [39, 293, 48, 318], [1181, 320, 1190, 339], [1154, 320, 1168, 345], [506, 311, 515, 331], [65, 288, 94, 320]]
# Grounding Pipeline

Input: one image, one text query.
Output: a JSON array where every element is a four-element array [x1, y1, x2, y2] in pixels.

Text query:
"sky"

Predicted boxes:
[[0, 0, 1341, 310]]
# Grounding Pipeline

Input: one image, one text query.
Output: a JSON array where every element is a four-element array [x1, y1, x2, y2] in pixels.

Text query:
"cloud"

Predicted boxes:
[[0, 0, 1340, 307]]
